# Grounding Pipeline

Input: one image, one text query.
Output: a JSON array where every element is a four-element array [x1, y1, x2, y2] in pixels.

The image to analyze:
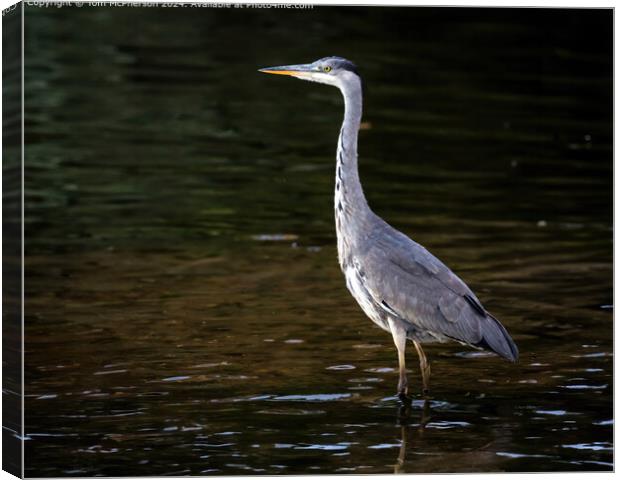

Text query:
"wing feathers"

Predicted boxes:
[[476, 314, 519, 362], [359, 222, 518, 362]]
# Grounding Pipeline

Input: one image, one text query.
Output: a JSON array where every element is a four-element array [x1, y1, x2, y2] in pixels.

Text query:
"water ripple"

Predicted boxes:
[[426, 421, 471, 430], [271, 393, 351, 402], [326, 364, 356, 370], [562, 442, 612, 451]]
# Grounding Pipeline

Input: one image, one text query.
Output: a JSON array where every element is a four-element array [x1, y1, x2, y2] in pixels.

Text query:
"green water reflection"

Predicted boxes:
[[22, 5, 611, 475]]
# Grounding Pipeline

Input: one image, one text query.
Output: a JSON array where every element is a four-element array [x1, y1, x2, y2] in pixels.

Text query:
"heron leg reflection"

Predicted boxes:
[[394, 425, 407, 474], [418, 398, 431, 432], [398, 395, 412, 424], [394, 399, 432, 473]]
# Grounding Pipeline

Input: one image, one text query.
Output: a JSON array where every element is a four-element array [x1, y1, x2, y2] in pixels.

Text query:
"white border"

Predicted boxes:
[[0, 1, 615, 480]]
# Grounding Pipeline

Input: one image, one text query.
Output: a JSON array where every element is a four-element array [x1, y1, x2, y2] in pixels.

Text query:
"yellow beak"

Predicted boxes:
[[258, 63, 314, 78]]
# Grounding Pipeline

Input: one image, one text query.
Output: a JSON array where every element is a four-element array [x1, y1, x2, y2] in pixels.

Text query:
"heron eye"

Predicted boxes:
[[323, 66, 332, 73]]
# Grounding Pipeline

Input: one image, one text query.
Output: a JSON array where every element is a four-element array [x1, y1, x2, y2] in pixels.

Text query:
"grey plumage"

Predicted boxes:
[[260, 56, 518, 397], [355, 216, 518, 362]]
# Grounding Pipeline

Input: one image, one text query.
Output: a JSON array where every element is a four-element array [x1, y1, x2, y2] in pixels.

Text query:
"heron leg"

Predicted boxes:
[[413, 341, 431, 396], [388, 319, 409, 400]]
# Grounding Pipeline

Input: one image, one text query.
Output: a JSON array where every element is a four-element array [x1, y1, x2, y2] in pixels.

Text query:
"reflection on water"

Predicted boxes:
[[22, 5, 611, 476]]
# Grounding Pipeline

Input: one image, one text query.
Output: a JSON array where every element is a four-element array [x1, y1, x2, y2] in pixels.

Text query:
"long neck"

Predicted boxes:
[[335, 75, 369, 217], [334, 75, 372, 269]]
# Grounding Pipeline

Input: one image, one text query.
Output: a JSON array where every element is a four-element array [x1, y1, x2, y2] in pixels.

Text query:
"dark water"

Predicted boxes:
[[21, 5, 612, 475]]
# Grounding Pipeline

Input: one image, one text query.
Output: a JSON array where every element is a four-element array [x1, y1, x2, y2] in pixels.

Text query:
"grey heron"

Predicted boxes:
[[259, 56, 518, 399]]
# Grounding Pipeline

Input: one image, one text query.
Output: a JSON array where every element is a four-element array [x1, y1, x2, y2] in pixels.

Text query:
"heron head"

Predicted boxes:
[[259, 56, 359, 87]]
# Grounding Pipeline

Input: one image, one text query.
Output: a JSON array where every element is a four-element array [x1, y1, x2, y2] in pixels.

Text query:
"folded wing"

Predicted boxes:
[[359, 223, 518, 362]]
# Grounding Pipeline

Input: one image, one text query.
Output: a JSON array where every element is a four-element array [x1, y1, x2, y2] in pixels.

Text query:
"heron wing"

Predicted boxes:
[[358, 223, 518, 361]]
